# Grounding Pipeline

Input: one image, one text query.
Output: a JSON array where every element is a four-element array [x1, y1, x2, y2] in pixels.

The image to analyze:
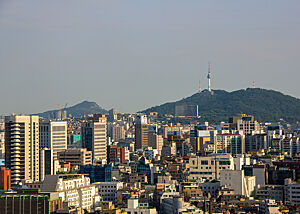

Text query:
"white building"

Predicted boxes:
[[39, 120, 67, 160], [40, 174, 101, 212], [284, 178, 300, 205], [94, 182, 123, 204], [233, 154, 251, 170], [220, 170, 255, 197], [162, 196, 202, 214], [189, 154, 234, 181], [126, 198, 157, 214], [159, 184, 180, 203]]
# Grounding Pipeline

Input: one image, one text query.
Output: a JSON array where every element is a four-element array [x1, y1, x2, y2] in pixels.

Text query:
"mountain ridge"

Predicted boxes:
[[141, 88, 300, 123]]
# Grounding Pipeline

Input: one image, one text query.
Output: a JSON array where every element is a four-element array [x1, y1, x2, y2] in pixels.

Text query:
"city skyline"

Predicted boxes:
[[1, 0, 300, 114]]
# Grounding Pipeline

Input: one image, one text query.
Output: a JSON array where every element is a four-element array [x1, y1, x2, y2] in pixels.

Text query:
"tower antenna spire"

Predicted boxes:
[[199, 80, 202, 93], [207, 62, 211, 92], [252, 80, 255, 89]]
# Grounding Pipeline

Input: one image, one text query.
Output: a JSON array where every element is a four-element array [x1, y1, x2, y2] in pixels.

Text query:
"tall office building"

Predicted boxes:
[[148, 125, 163, 152], [108, 108, 117, 122], [5, 115, 40, 185], [39, 120, 67, 160], [135, 115, 148, 150], [82, 114, 107, 163], [108, 123, 125, 142], [39, 148, 54, 181]]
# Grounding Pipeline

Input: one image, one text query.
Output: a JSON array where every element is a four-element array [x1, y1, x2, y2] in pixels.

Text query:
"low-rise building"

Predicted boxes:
[[125, 198, 157, 214], [40, 174, 101, 212], [57, 148, 92, 168], [220, 170, 255, 197], [284, 178, 300, 205], [189, 154, 234, 181], [259, 199, 281, 214], [94, 182, 123, 205], [256, 185, 284, 202], [0, 190, 62, 214], [161, 196, 202, 214], [198, 180, 220, 197]]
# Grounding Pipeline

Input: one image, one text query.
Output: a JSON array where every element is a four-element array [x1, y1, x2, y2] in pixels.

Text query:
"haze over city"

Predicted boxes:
[[1, 0, 300, 114]]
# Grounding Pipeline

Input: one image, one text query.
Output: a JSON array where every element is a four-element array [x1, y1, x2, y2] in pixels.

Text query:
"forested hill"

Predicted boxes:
[[141, 88, 300, 123]]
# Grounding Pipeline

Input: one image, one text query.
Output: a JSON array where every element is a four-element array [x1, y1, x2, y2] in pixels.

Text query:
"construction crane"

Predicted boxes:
[[58, 104, 64, 120]]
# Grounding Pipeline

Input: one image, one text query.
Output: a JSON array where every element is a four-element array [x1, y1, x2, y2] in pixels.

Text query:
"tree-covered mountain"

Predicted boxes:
[[37, 101, 107, 118], [141, 88, 300, 123]]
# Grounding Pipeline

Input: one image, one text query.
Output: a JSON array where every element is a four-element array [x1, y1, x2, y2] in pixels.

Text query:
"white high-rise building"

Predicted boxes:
[[39, 120, 67, 160], [5, 115, 40, 185]]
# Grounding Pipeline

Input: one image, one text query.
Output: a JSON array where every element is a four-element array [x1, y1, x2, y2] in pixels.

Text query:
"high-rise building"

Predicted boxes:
[[39, 120, 67, 160], [0, 167, 11, 190], [108, 123, 125, 142], [39, 148, 54, 181], [82, 114, 107, 163], [5, 115, 40, 185], [107, 145, 129, 164], [214, 134, 245, 155], [148, 125, 163, 152], [135, 115, 148, 150], [108, 108, 117, 122]]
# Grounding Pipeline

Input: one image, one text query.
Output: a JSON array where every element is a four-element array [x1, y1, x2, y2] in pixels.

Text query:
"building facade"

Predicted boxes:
[[135, 115, 149, 150], [39, 120, 67, 160], [82, 114, 107, 163], [5, 115, 40, 185]]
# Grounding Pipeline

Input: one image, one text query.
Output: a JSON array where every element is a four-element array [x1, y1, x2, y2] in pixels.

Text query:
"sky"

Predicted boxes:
[[1, 0, 300, 114]]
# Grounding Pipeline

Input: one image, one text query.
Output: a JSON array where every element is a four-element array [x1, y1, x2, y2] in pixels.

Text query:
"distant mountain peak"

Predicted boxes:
[[37, 101, 107, 119]]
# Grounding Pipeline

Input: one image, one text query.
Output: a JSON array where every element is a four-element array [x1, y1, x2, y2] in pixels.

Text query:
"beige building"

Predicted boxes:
[[5, 115, 40, 185], [39, 120, 67, 160], [189, 154, 234, 181], [82, 114, 107, 163], [58, 148, 92, 168]]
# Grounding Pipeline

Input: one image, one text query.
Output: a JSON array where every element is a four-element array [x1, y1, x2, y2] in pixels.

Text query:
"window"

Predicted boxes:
[[201, 160, 208, 165]]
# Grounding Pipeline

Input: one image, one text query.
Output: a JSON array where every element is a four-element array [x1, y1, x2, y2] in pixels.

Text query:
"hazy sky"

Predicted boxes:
[[1, 0, 300, 114]]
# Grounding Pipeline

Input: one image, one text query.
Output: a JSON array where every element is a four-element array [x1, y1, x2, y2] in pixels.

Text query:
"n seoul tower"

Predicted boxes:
[[207, 62, 211, 92]]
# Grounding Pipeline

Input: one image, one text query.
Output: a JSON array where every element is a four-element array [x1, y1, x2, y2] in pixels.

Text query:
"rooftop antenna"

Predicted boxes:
[[252, 80, 255, 89]]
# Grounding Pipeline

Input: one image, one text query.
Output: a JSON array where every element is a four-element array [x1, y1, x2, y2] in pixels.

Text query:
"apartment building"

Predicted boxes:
[[5, 115, 40, 185], [41, 174, 101, 212]]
